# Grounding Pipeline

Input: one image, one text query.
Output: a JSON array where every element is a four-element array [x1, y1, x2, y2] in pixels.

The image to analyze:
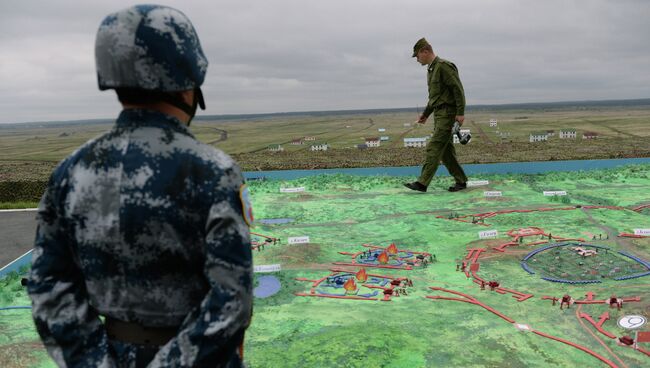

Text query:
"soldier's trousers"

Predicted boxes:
[[108, 338, 246, 367], [110, 340, 160, 368], [417, 113, 467, 186]]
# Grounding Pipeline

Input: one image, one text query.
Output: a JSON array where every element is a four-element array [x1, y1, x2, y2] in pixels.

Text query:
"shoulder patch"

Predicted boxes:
[[239, 184, 254, 226]]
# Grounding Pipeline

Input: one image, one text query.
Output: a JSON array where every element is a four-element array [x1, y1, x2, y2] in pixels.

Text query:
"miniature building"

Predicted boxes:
[[571, 246, 598, 257], [310, 143, 329, 151], [290, 138, 303, 145], [404, 137, 427, 148], [546, 130, 555, 136], [378, 128, 386, 132], [529, 132, 549, 142], [453, 129, 471, 144], [619, 336, 634, 346], [582, 131, 599, 139], [267, 144, 284, 152], [380, 136, 389, 141], [559, 129, 577, 139], [365, 137, 381, 147], [489, 118, 498, 127], [303, 136, 316, 141], [356, 144, 368, 150]]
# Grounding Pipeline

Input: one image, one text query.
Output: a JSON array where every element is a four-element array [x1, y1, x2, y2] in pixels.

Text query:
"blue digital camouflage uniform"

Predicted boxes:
[[27, 4, 253, 368], [28, 109, 253, 367]]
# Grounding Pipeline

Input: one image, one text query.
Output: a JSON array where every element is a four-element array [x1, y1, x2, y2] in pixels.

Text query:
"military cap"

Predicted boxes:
[[412, 37, 430, 57]]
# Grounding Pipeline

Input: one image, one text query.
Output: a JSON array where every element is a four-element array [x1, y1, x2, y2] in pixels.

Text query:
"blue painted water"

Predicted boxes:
[[254, 275, 282, 298], [257, 218, 295, 225], [0, 250, 32, 278], [244, 157, 650, 180]]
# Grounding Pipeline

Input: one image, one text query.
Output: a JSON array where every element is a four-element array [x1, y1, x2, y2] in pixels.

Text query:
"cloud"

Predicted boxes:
[[0, 0, 649, 123]]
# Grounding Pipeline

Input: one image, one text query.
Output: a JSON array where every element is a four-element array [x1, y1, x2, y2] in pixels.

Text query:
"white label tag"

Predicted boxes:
[[254, 264, 282, 273], [378, 128, 386, 132], [543, 191, 567, 196], [288, 236, 310, 244], [280, 187, 306, 193], [633, 229, 650, 236], [479, 230, 498, 239], [484, 191, 502, 197], [515, 323, 531, 331], [467, 180, 489, 187]]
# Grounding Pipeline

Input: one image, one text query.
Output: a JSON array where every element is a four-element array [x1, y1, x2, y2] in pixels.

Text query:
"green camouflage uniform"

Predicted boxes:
[[415, 40, 468, 186]]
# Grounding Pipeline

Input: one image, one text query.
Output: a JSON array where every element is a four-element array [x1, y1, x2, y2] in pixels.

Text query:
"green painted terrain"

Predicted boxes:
[[525, 245, 645, 281], [1, 165, 650, 367], [242, 165, 650, 368]]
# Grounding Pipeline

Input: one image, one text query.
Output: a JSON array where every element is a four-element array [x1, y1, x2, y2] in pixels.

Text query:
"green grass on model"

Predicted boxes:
[[1, 165, 649, 367]]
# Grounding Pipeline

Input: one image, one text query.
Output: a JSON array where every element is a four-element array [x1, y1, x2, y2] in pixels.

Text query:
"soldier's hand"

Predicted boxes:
[[456, 115, 465, 125], [416, 114, 427, 125]]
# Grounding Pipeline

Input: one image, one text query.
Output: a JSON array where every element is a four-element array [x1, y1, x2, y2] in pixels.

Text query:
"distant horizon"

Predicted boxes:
[[2, 96, 649, 127]]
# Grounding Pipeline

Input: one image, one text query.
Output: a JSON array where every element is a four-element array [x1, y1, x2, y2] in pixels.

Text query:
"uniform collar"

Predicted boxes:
[[115, 109, 194, 138], [428, 56, 440, 72]]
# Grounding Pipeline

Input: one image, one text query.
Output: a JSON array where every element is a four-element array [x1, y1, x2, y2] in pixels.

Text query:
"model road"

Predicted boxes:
[[0, 210, 37, 268]]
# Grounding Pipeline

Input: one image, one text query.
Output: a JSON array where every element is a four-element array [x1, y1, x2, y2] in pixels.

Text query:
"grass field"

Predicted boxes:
[[1, 102, 650, 177], [2, 165, 649, 367]]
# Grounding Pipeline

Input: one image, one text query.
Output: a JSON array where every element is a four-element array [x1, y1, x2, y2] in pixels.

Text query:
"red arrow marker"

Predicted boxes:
[[585, 291, 595, 301], [579, 312, 616, 339], [579, 312, 596, 325], [596, 311, 609, 328]]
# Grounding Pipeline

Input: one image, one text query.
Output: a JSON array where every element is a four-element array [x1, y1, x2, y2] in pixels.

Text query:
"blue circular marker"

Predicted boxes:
[[254, 275, 282, 298]]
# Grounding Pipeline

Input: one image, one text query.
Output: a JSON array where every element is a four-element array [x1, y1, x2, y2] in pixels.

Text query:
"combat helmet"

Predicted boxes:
[[95, 5, 208, 116]]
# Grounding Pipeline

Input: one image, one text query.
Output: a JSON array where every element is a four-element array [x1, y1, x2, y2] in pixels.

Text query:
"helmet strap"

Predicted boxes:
[[159, 88, 205, 127]]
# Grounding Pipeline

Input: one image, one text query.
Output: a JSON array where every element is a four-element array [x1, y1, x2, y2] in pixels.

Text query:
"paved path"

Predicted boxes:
[[0, 210, 37, 268]]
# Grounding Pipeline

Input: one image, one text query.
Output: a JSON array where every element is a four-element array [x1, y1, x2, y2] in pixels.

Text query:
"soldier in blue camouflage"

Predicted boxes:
[[27, 5, 253, 367]]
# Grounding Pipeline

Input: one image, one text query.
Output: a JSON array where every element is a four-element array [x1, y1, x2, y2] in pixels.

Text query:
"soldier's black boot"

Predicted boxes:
[[404, 181, 427, 192], [448, 182, 467, 192]]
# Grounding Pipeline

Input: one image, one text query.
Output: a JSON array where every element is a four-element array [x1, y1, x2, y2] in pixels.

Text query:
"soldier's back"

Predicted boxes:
[[54, 108, 243, 327]]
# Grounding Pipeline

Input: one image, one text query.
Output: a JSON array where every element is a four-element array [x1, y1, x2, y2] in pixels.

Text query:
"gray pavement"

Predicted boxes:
[[0, 210, 37, 268]]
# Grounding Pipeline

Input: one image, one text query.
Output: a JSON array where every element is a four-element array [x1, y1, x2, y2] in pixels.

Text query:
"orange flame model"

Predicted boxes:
[[377, 252, 389, 264], [387, 243, 398, 254], [343, 277, 357, 292], [356, 268, 368, 282]]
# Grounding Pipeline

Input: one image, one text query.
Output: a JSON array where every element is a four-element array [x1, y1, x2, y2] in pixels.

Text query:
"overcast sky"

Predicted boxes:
[[1, 0, 649, 123]]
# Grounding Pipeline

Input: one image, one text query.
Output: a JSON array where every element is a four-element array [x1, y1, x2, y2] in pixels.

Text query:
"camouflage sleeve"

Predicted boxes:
[[27, 173, 115, 368], [150, 166, 253, 367], [441, 63, 466, 116]]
